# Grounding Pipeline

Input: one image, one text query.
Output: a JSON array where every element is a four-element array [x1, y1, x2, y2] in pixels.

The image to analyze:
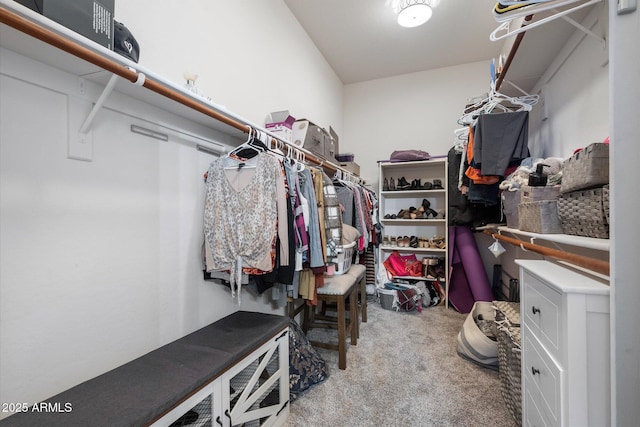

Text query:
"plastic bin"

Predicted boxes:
[[327, 241, 356, 275]]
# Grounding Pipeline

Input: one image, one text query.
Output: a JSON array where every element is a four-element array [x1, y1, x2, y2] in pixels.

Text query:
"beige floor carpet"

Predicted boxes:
[[284, 299, 517, 427]]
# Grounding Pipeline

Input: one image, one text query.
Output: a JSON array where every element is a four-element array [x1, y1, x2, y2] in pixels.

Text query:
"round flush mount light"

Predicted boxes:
[[390, 0, 440, 28]]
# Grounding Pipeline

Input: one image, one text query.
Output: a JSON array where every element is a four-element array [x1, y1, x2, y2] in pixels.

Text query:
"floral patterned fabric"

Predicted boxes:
[[203, 153, 280, 298]]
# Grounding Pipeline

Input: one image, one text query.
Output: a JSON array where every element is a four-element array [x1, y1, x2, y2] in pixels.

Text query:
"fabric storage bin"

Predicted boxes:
[[494, 301, 522, 427], [501, 190, 520, 228], [557, 187, 609, 238], [520, 185, 560, 203], [561, 143, 609, 193], [456, 301, 499, 370], [517, 200, 563, 234], [327, 241, 356, 275]]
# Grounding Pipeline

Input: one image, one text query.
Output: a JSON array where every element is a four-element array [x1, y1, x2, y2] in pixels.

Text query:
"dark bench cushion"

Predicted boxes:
[[0, 311, 288, 427]]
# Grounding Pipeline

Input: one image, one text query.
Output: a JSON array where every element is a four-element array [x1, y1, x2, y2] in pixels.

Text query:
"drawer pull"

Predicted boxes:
[[531, 366, 541, 376], [531, 306, 541, 315], [216, 416, 223, 426]]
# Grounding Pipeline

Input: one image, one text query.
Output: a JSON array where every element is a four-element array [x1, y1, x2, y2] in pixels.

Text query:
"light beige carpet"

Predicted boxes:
[[285, 300, 517, 427]]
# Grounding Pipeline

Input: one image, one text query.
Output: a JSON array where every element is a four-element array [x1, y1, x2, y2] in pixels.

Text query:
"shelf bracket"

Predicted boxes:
[[78, 73, 119, 135], [560, 13, 606, 48], [68, 73, 118, 162]]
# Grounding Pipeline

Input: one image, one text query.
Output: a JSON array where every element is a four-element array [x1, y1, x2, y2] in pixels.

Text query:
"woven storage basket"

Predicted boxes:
[[557, 187, 609, 238], [494, 301, 521, 427], [603, 184, 610, 224], [501, 190, 520, 229], [561, 143, 609, 193], [518, 200, 563, 234], [520, 185, 560, 203]]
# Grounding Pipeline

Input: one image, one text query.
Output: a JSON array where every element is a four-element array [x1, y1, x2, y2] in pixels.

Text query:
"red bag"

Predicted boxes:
[[383, 251, 419, 277]]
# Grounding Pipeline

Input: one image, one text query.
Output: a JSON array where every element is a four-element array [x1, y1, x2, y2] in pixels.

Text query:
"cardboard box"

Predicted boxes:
[[339, 161, 360, 176], [15, 0, 115, 50], [265, 111, 295, 143]]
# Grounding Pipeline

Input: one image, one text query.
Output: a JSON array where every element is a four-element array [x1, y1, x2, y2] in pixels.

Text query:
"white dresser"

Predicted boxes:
[[516, 260, 610, 427]]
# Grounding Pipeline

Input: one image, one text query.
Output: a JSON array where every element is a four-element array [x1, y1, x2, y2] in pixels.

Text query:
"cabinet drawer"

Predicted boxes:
[[524, 333, 564, 426], [525, 387, 550, 427], [523, 271, 562, 359]]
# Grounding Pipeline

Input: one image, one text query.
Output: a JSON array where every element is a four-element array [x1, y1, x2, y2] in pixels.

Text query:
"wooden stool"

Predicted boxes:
[[304, 274, 358, 370], [346, 264, 367, 325]]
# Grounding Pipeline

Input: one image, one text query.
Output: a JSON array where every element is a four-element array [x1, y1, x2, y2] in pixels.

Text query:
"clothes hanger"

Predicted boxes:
[[224, 126, 260, 170], [490, 0, 602, 41], [229, 126, 261, 159]]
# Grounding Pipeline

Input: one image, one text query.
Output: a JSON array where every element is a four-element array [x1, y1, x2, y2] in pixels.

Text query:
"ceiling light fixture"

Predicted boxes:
[[389, 0, 440, 28]]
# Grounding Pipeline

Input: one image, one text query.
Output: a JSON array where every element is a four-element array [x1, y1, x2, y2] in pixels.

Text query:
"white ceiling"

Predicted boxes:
[[283, 0, 504, 84], [283, 0, 595, 94]]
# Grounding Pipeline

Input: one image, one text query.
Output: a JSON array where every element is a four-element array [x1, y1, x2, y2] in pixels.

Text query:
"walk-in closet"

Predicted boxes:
[[1, 1, 637, 426]]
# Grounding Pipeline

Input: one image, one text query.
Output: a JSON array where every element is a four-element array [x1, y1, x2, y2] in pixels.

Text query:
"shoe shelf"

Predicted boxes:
[[380, 245, 446, 253], [381, 189, 446, 197], [391, 275, 446, 283], [378, 159, 450, 306], [381, 218, 446, 224]]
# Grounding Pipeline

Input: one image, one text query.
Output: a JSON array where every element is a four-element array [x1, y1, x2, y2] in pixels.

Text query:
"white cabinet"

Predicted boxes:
[[378, 160, 448, 300], [153, 330, 289, 427], [516, 260, 610, 427]]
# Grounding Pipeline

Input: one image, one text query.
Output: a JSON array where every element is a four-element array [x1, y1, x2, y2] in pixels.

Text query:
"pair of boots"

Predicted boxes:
[[383, 177, 397, 191]]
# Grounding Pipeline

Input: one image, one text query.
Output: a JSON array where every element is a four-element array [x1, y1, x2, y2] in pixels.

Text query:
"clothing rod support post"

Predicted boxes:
[[560, 13, 606, 48], [79, 73, 119, 135]]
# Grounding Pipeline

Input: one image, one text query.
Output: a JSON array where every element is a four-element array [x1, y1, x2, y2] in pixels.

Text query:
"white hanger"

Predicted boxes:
[[490, 0, 603, 41]]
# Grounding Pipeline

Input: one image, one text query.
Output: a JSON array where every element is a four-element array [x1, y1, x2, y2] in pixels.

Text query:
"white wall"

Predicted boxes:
[[343, 61, 492, 186], [0, 0, 343, 416], [527, 5, 609, 158], [609, 1, 640, 424], [115, 0, 344, 135]]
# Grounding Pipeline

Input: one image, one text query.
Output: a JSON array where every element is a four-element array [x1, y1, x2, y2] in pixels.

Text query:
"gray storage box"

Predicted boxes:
[[561, 143, 609, 193], [501, 190, 520, 229], [557, 186, 609, 238], [520, 185, 560, 203], [292, 120, 333, 160], [15, 0, 115, 50], [518, 200, 563, 234]]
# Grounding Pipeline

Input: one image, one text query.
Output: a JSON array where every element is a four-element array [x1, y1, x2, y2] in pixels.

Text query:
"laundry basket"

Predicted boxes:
[[327, 241, 356, 275], [493, 301, 522, 426]]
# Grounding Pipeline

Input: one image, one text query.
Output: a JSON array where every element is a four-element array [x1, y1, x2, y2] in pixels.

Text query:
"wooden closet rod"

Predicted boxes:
[[482, 229, 610, 277], [0, 6, 346, 175], [495, 15, 533, 91]]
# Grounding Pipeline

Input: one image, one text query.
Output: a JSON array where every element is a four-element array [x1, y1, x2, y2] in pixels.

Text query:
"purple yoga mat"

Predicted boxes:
[[447, 226, 493, 313]]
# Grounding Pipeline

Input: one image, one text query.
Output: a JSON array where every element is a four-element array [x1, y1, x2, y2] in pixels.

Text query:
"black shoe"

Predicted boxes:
[[389, 177, 396, 191], [397, 177, 411, 190], [422, 181, 433, 190], [432, 179, 443, 189], [383, 177, 389, 191]]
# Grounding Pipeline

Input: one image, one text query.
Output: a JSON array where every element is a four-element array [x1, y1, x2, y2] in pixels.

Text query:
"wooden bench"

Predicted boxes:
[[0, 311, 290, 427]]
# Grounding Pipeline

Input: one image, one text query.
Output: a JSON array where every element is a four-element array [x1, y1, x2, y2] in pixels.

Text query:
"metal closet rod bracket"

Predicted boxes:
[[78, 69, 146, 135]]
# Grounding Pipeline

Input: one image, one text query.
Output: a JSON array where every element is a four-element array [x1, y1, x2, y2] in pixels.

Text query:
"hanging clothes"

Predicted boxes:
[[472, 111, 529, 176], [203, 153, 285, 301]]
